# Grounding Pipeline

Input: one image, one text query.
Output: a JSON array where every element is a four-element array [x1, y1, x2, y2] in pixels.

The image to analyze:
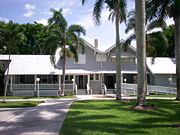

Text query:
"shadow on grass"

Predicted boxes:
[[60, 99, 180, 135]]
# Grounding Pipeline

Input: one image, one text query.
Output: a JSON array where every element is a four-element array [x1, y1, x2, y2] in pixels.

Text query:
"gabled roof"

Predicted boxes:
[[146, 57, 176, 74], [82, 39, 101, 53], [104, 43, 136, 53]]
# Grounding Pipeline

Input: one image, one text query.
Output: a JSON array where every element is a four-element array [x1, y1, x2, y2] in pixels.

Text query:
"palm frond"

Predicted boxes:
[[125, 17, 135, 33], [48, 8, 68, 33], [81, 0, 86, 5], [119, 0, 127, 23], [124, 33, 136, 46], [147, 19, 167, 32], [93, 0, 105, 25], [69, 45, 78, 62], [67, 24, 86, 36]]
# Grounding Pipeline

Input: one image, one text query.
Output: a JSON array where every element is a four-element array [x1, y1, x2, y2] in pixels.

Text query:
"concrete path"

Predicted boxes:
[[0, 98, 75, 135]]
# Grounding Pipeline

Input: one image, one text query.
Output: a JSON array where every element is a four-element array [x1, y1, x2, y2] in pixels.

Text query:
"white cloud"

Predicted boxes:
[[0, 17, 9, 23], [166, 18, 174, 26], [23, 10, 34, 18], [76, 13, 94, 29], [23, 4, 36, 18], [36, 19, 48, 25], [62, 8, 72, 16], [25, 4, 36, 10]]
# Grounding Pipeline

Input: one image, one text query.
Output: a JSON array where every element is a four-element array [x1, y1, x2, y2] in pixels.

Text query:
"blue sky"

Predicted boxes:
[[0, 0, 174, 51]]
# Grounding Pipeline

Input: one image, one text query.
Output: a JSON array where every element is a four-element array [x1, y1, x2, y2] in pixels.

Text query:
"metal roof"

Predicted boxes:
[[146, 57, 176, 74], [0, 55, 175, 75]]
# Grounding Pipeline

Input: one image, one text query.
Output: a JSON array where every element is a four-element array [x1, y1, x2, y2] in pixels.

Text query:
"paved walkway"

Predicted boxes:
[[0, 98, 75, 135]]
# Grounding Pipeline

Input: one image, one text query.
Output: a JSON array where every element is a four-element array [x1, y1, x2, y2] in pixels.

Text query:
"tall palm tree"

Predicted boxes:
[[146, 0, 180, 100], [135, 0, 147, 106], [82, 0, 127, 100], [48, 9, 86, 96], [125, 10, 168, 57]]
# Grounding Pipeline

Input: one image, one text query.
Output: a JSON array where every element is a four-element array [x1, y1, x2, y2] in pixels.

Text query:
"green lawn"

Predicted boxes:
[[0, 101, 42, 108], [60, 100, 180, 135]]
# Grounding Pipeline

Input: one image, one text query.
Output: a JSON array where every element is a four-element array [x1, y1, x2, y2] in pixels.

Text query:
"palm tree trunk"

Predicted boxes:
[[115, 1, 121, 100], [61, 45, 66, 96], [3, 55, 10, 102], [135, 0, 147, 106], [174, 13, 180, 100]]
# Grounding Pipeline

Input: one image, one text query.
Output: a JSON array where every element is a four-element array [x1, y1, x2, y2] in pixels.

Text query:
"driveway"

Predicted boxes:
[[0, 99, 75, 135]]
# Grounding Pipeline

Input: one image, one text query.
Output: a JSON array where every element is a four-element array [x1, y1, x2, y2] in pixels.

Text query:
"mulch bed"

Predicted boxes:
[[129, 104, 158, 110]]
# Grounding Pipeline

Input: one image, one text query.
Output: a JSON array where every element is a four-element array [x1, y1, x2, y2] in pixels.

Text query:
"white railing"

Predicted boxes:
[[12, 84, 35, 90], [115, 83, 177, 95], [64, 83, 73, 90], [148, 85, 176, 94], [39, 84, 59, 90], [10, 83, 73, 91]]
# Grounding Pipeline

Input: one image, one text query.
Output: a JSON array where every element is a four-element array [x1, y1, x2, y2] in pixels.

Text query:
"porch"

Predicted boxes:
[[6, 73, 140, 96]]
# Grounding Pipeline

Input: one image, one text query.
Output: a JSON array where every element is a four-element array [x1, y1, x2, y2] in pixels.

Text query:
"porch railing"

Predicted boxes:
[[10, 83, 73, 91], [120, 83, 177, 95]]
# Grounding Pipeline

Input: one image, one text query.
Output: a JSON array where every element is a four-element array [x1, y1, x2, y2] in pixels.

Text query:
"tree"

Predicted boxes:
[[125, 9, 168, 57], [48, 9, 86, 96], [0, 21, 24, 102], [135, 0, 147, 106], [82, 0, 127, 100], [147, 0, 180, 100], [163, 25, 175, 57], [33, 22, 49, 54]]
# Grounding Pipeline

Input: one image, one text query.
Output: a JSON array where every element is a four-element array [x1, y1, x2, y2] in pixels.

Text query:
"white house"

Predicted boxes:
[[0, 40, 176, 96]]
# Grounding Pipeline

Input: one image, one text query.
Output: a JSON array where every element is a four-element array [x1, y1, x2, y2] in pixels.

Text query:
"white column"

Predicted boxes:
[[73, 75, 76, 83], [88, 74, 90, 87], [58, 75, 61, 90], [10, 75, 13, 92], [34, 75, 37, 91], [73, 75, 76, 94], [87, 74, 90, 94]]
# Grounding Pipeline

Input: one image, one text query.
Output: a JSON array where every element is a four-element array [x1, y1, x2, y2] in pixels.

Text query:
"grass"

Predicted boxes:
[[60, 99, 180, 135], [0, 101, 41, 108]]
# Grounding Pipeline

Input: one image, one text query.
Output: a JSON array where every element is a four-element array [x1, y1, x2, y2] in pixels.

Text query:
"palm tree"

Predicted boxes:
[[125, 10, 168, 57], [48, 9, 86, 96], [135, 0, 147, 106], [146, 0, 180, 100], [82, 0, 127, 100]]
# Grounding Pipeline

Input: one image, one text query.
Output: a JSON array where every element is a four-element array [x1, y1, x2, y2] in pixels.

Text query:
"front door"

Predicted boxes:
[[107, 75, 114, 89], [104, 74, 115, 89], [79, 75, 84, 89]]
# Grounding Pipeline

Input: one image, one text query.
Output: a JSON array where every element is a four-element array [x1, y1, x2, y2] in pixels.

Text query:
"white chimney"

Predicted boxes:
[[94, 39, 98, 48]]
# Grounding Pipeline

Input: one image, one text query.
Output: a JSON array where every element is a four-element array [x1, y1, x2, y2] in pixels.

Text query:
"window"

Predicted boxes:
[[111, 57, 135, 63], [95, 74, 100, 81], [76, 54, 86, 64], [111, 58, 116, 63], [41, 75, 48, 83], [96, 54, 107, 62], [90, 74, 93, 80], [121, 58, 135, 63], [20, 75, 25, 84], [65, 75, 73, 83], [26, 75, 34, 84]]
